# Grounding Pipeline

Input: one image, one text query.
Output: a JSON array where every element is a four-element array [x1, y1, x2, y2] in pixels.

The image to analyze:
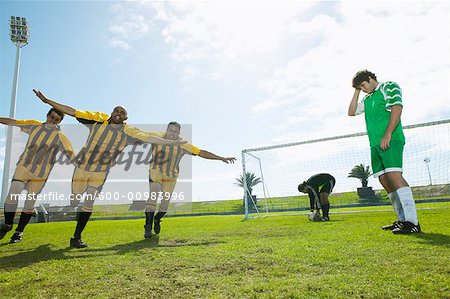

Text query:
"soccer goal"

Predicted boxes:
[[241, 119, 450, 219]]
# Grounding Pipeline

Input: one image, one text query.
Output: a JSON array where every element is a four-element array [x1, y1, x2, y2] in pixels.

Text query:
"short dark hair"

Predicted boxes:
[[298, 182, 307, 193], [47, 108, 64, 120], [352, 70, 377, 88], [167, 121, 181, 130]]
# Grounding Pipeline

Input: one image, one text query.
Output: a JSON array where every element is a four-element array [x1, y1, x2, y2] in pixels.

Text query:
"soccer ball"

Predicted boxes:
[[308, 210, 322, 222]]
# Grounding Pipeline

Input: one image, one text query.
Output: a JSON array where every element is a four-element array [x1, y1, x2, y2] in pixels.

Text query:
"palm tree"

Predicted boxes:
[[348, 164, 371, 187], [234, 171, 262, 198]]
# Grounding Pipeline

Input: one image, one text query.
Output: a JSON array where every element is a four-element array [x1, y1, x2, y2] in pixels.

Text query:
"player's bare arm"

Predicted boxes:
[[348, 88, 361, 116], [33, 89, 76, 117], [198, 150, 236, 164], [380, 105, 402, 151], [0, 117, 17, 126], [148, 135, 187, 146]]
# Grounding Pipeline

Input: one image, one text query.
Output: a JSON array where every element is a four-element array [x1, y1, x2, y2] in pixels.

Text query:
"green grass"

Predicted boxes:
[[0, 208, 449, 298], [92, 199, 245, 217], [88, 188, 449, 218]]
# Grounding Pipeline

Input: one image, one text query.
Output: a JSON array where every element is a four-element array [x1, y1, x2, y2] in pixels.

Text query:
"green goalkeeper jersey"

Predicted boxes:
[[357, 81, 406, 148]]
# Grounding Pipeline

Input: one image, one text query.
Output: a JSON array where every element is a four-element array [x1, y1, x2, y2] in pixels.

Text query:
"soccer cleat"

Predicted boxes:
[[0, 224, 13, 240], [9, 232, 23, 244], [308, 210, 322, 222], [154, 219, 162, 235], [70, 237, 88, 248], [392, 221, 421, 234], [382, 221, 401, 231], [144, 224, 153, 239], [321, 216, 330, 221]]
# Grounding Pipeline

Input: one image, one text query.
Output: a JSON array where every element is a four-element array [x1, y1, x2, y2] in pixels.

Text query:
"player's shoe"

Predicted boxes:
[[382, 221, 401, 231], [392, 221, 421, 234], [70, 237, 88, 248], [321, 216, 330, 221], [144, 224, 153, 239], [9, 232, 23, 244], [154, 219, 162, 235], [0, 224, 13, 240], [308, 210, 322, 222]]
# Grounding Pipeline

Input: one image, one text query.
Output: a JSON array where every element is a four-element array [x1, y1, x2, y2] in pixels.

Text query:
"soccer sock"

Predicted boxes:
[[73, 212, 92, 239], [321, 204, 330, 218], [16, 212, 33, 233], [4, 202, 18, 226], [309, 196, 315, 211], [145, 212, 155, 226], [396, 187, 418, 225], [154, 211, 166, 221], [388, 191, 405, 221]]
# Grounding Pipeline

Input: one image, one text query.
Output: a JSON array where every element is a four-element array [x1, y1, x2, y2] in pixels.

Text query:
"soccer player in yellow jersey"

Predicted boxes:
[[0, 108, 75, 243], [33, 89, 186, 248], [143, 121, 236, 238]]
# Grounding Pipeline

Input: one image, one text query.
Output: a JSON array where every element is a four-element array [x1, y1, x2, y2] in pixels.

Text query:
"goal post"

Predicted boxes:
[[241, 119, 450, 219], [241, 151, 270, 219]]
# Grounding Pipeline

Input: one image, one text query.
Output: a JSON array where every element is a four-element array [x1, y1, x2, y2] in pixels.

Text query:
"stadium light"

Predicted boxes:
[[424, 157, 432, 185], [9, 16, 30, 45], [1, 16, 30, 203]]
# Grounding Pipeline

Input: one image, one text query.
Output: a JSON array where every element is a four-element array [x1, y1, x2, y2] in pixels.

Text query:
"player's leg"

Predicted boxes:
[[386, 172, 420, 234], [10, 192, 38, 244], [71, 167, 88, 209], [71, 186, 100, 248], [1, 180, 26, 240], [372, 147, 404, 230], [71, 171, 106, 248], [318, 179, 334, 220], [379, 141, 419, 233], [153, 179, 177, 235], [144, 169, 163, 238], [379, 173, 405, 226], [9, 177, 47, 243], [308, 193, 315, 212], [319, 193, 330, 220], [144, 181, 162, 238]]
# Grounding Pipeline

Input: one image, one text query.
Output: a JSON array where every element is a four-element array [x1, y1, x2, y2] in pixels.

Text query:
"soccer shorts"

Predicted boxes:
[[371, 140, 404, 178], [147, 169, 178, 212], [149, 169, 178, 193], [318, 181, 334, 193], [72, 167, 108, 194], [12, 166, 47, 195]]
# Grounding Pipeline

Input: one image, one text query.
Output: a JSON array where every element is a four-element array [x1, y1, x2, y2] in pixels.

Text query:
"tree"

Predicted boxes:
[[234, 171, 262, 205], [348, 164, 371, 187]]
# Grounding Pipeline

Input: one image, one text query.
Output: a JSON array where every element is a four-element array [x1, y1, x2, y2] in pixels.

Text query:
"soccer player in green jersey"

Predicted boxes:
[[348, 70, 420, 234]]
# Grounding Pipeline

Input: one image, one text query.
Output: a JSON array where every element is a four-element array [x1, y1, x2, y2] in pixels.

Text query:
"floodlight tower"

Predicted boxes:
[[1, 16, 30, 203]]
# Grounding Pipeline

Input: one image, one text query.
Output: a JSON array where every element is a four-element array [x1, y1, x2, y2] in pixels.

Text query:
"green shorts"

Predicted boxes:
[[370, 140, 404, 178]]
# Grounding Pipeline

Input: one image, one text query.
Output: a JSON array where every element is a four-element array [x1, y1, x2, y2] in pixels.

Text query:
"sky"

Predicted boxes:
[[0, 1, 449, 202]]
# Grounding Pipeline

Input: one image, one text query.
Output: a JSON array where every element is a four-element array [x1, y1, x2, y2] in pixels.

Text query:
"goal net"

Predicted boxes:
[[241, 119, 450, 219]]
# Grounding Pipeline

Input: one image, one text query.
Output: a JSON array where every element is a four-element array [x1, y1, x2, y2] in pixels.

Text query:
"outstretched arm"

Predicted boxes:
[[33, 89, 76, 117], [123, 126, 187, 146], [147, 135, 187, 146], [197, 150, 236, 164], [0, 118, 42, 134], [0, 117, 17, 126]]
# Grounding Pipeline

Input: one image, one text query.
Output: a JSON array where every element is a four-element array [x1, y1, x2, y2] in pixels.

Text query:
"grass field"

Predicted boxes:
[[1, 207, 449, 298], [86, 191, 449, 218], [88, 185, 450, 217]]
